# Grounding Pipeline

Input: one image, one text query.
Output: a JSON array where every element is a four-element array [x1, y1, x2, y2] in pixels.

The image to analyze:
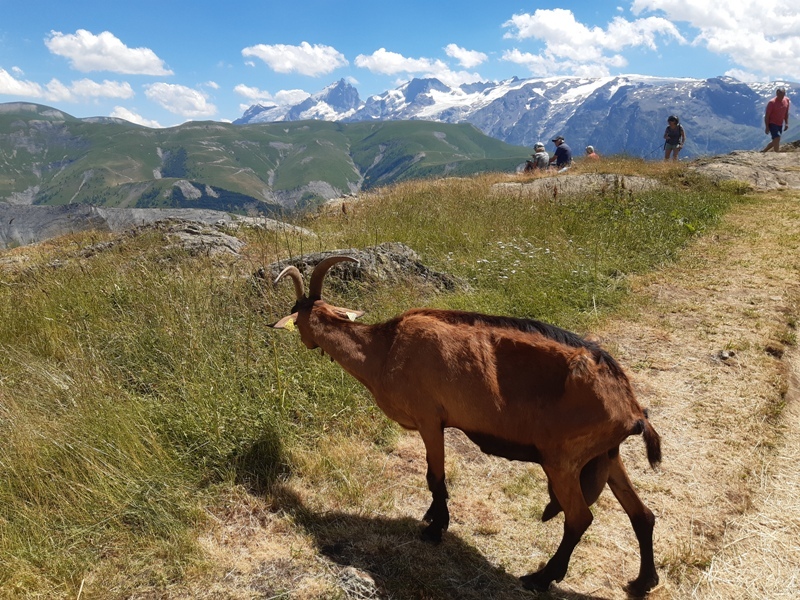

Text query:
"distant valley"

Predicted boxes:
[[0, 103, 528, 216]]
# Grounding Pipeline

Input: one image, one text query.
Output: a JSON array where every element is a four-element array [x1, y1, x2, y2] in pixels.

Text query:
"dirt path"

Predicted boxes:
[[693, 356, 800, 599], [597, 190, 800, 599]]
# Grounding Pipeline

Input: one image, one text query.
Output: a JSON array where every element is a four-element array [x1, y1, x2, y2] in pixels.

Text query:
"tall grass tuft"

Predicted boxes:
[[0, 159, 742, 594]]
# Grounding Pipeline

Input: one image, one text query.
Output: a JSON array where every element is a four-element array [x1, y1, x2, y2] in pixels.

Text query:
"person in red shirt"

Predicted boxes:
[[762, 87, 790, 152]]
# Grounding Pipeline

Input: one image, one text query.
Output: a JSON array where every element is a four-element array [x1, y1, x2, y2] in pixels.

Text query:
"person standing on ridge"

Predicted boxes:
[[663, 116, 685, 161], [549, 136, 572, 171], [762, 87, 790, 152]]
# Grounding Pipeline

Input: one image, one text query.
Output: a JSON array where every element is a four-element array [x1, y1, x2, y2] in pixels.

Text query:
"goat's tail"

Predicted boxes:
[[629, 408, 662, 468], [641, 409, 662, 468]]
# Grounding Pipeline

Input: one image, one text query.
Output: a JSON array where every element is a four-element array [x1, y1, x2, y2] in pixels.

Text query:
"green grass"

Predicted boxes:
[[0, 158, 743, 596], [309, 161, 736, 329]]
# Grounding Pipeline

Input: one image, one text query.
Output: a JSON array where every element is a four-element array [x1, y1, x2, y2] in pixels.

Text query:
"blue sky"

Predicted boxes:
[[1, 0, 798, 128]]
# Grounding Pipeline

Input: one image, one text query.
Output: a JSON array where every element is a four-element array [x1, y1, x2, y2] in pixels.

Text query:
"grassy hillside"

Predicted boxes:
[[0, 158, 754, 597], [0, 103, 530, 212]]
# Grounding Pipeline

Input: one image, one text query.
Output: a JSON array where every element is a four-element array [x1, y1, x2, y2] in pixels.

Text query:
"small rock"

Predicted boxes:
[[338, 566, 382, 599]]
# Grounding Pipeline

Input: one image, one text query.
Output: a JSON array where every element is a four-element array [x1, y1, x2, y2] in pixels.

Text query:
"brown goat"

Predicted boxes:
[[271, 256, 662, 595]]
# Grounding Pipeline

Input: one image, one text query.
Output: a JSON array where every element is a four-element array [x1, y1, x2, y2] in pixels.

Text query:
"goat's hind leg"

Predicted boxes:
[[542, 452, 611, 522], [607, 453, 659, 596], [418, 424, 449, 543], [521, 467, 593, 592]]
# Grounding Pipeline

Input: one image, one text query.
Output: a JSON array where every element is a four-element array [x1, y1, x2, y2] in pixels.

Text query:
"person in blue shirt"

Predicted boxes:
[[549, 136, 572, 171]]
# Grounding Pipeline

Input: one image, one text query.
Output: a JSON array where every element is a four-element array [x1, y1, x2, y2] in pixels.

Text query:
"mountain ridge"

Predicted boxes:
[[0, 105, 530, 216], [235, 75, 798, 157]]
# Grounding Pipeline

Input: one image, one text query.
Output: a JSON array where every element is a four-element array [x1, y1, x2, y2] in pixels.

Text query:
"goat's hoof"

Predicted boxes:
[[519, 572, 552, 592], [541, 501, 561, 522], [420, 524, 443, 544], [625, 573, 659, 597]]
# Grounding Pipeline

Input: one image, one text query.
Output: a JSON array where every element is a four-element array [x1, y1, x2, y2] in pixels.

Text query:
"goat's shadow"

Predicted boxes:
[[266, 484, 626, 600]]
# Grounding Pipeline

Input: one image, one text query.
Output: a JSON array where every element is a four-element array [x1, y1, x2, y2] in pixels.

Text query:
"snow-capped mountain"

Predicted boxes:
[[234, 79, 361, 124], [236, 75, 796, 157]]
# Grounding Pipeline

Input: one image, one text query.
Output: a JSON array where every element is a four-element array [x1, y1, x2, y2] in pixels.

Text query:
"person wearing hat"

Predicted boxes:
[[527, 142, 550, 171], [549, 136, 572, 170]]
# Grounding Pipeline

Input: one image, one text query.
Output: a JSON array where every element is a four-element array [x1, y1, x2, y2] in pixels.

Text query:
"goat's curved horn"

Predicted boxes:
[[274, 265, 305, 300], [308, 256, 357, 300]]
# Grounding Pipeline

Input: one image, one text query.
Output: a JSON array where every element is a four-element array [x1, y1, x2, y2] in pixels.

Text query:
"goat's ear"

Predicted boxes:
[[331, 307, 365, 321], [270, 313, 298, 329]]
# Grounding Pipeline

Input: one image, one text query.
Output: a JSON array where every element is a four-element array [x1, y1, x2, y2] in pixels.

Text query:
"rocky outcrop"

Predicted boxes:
[[263, 242, 468, 293], [690, 148, 800, 191], [492, 173, 663, 199], [75, 219, 248, 258]]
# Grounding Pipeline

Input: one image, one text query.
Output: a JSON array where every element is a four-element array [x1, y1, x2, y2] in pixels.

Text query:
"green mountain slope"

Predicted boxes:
[[0, 103, 531, 213]]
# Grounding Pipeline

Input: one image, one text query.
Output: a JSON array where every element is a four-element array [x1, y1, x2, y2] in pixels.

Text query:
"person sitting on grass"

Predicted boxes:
[[549, 136, 572, 171], [526, 142, 549, 171]]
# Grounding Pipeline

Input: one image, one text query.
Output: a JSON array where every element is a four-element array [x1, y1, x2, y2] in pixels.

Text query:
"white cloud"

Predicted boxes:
[[11, 66, 24, 77], [0, 68, 44, 97], [355, 48, 448, 75], [43, 79, 73, 103], [144, 83, 217, 118], [632, 0, 800, 80], [433, 69, 485, 88], [45, 29, 172, 75], [502, 8, 685, 77], [355, 48, 484, 88], [357, 48, 488, 90], [725, 69, 768, 83], [502, 49, 622, 78], [110, 106, 163, 128], [241, 42, 347, 76], [504, 9, 684, 50], [234, 83, 273, 103], [445, 44, 488, 68], [274, 89, 312, 104], [0, 68, 134, 103], [69, 79, 134, 99], [233, 84, 311, 106]]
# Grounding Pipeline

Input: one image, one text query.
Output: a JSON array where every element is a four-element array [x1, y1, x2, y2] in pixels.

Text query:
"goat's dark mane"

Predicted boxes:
[[416, 309, 626, 377]]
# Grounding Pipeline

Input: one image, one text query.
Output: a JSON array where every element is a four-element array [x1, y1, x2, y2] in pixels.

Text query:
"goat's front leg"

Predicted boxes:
[[418, 424, 448, 543]]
